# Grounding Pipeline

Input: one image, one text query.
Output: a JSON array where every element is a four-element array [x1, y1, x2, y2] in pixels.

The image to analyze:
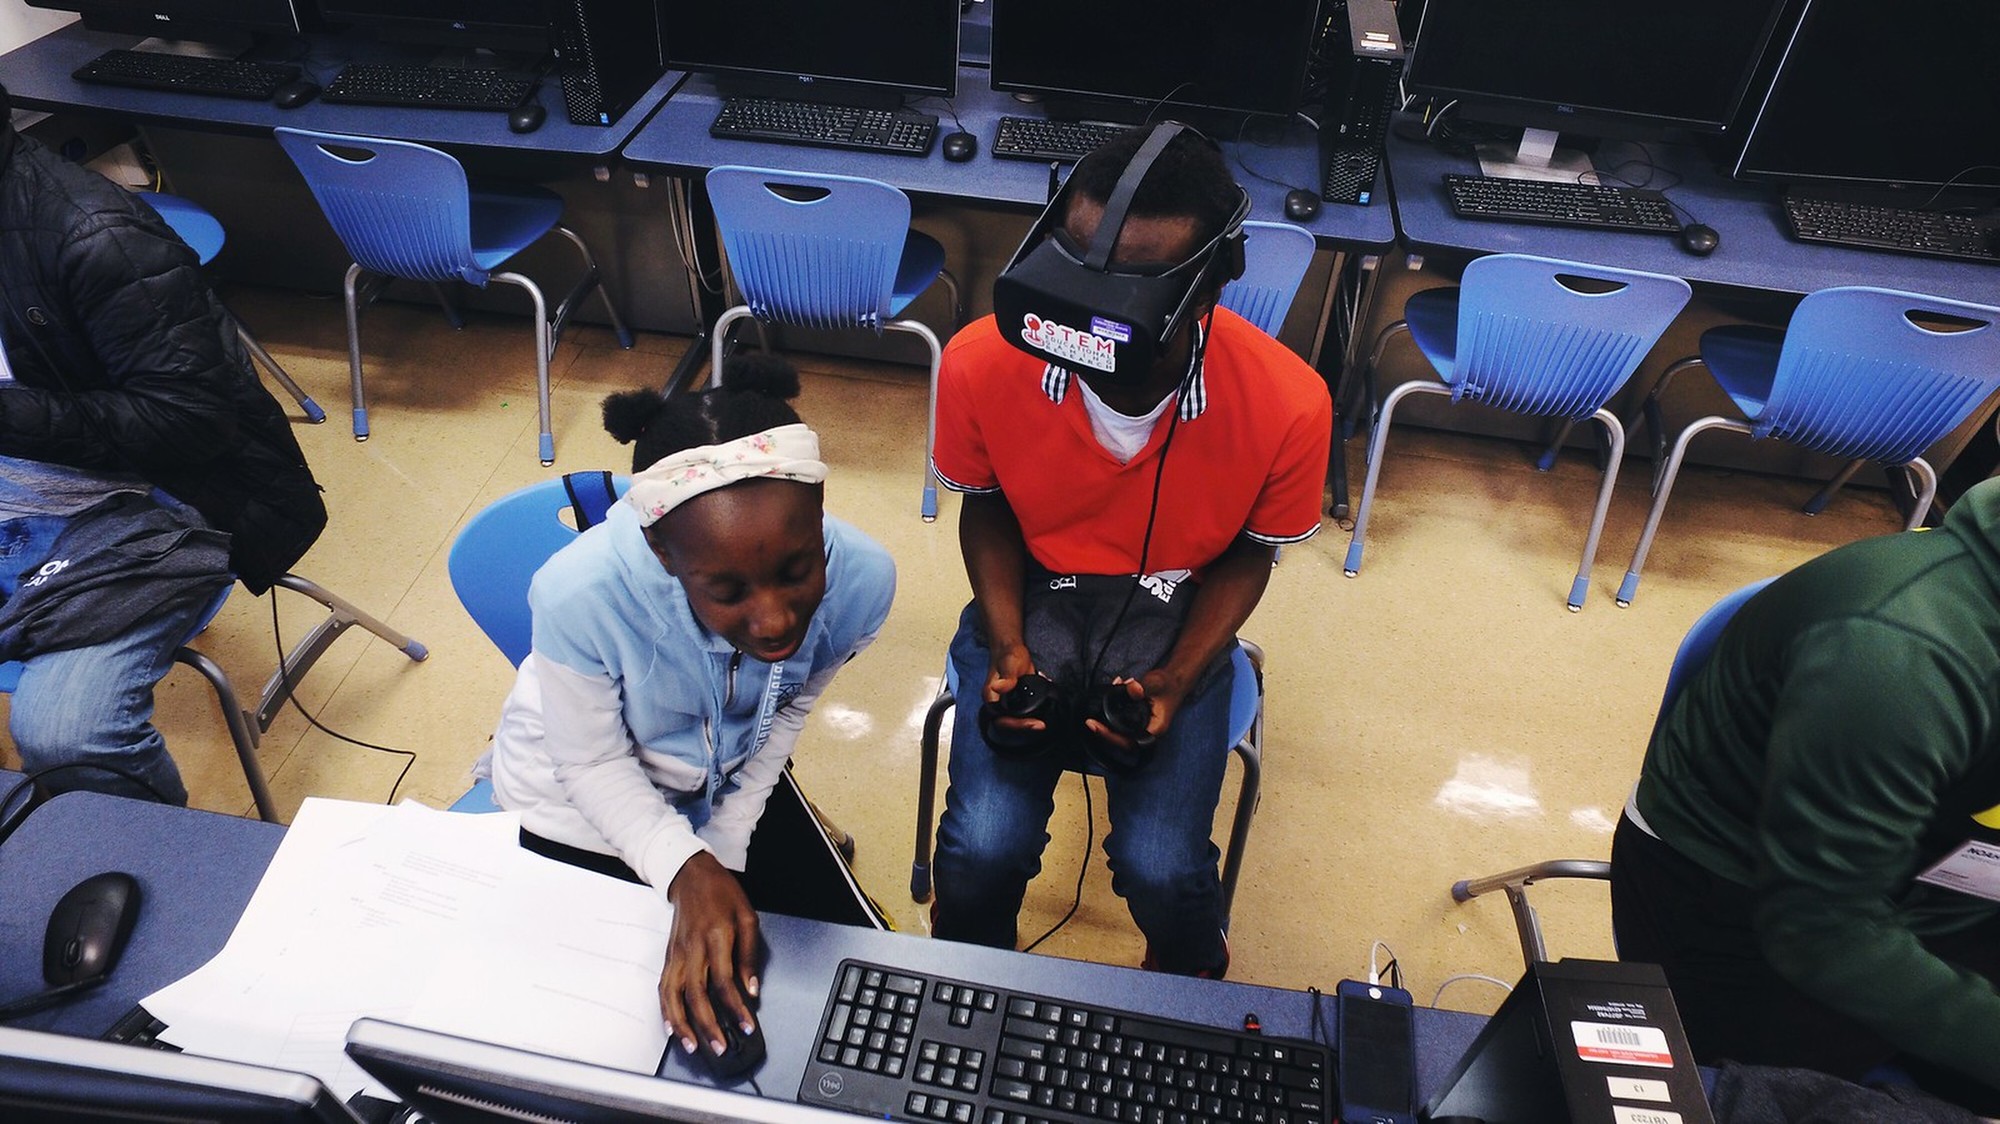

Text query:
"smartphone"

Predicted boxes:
[[1336, 979, 1416, 1124]]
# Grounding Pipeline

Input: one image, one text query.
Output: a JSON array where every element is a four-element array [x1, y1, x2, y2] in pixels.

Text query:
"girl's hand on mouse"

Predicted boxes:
[[658, 853, 760, 1056]]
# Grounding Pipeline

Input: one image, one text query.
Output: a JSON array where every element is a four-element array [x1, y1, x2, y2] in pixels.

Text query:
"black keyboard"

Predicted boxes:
[[1442, 173, 1682, 235], [104, 1005, 181, 1052], [798, 960, 1332, 1124], [1781, 192, 2000, 265], [711, 98, 938, 157], [992, 117, 1130, 164], [322, 64, 537, 111], [72, 49, 301, 101]]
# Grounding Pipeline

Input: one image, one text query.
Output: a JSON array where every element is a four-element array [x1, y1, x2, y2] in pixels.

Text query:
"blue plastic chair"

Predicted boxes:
[[910, 640, 1266, 932], [1217, 220, 1317, 338], [273, 128, 633, 466], [1452, 575, 1773, 964], [1345, 254, 1693, 610], [135, 192, 327, 424], [1618, 287, 2000, 607], [703, 166, 958, 520]]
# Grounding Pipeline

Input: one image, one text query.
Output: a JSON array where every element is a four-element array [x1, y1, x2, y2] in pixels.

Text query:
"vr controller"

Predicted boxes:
[[978, 672, 1157, 775]]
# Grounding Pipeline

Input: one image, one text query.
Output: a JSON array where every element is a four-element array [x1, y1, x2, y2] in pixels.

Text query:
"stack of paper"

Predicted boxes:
[[142, 798, 673, 1098]]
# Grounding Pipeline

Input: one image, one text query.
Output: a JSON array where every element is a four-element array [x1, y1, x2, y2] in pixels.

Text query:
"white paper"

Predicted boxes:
[[141, 798, 673, 1098], [1915, 839, 2000, 902]]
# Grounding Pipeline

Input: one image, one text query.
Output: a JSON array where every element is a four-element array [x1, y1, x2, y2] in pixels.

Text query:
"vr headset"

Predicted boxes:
[[992, 122, 1250, 384]]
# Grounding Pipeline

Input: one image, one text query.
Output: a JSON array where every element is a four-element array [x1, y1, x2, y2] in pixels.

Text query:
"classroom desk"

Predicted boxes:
[[0, 22, 675, 156], [0, 791, 1488, 1106], [1384, 113, 1999, 301]]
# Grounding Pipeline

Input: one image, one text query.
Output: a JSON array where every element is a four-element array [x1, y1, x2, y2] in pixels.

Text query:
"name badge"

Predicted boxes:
[[1916, 839, 2000, 903]]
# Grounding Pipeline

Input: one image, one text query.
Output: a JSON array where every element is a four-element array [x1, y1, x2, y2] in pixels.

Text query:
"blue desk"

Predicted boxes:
[[0, 22, 676, 156], [621, 67, 1395, 252], [0, 791, 1487, 1103], [1384, 114, 1999, 301]]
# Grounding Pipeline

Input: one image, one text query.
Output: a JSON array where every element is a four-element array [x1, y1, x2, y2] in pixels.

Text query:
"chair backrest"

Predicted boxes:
[[1452, 253, 1693, 418], [704, 165, 913, 331], [1652, 577, 1776, 735], [135, 193, 224, 266], [273, 127, 482, 286], [1755, 287, 2000, 464], [1217, 221, 1317, 337], [448, 473, 628, 668]]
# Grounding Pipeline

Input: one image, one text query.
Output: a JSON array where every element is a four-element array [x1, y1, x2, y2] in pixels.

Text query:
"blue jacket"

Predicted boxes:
[[487, 501, 895, 893]]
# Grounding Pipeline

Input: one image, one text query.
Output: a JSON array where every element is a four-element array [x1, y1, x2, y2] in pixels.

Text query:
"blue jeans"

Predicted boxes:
[[1, 513, 209, 806], [931, 603, 1232, 974]]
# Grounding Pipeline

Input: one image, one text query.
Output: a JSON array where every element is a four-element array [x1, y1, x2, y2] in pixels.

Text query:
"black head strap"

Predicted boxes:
[[1081, 123, 1186, 272]]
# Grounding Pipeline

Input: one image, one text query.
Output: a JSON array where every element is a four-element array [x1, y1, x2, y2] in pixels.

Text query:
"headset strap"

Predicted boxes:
[[1082, 122, 1186, 271]]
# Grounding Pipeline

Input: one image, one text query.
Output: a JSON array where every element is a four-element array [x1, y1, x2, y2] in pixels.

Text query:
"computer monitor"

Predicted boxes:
[[1403, 0, 1791, 167], [24, 0, 304, 42], [314, 0, 552, 57], [344, 1018, 863, 1124], [988, 0, 1319, 125], [660, 0, 959, 106], [0, 1026, 362, 1123], [1732, 0, 2000, 200]]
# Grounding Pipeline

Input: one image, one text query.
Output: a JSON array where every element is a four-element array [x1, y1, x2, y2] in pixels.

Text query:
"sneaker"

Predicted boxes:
[[1140, 934, 1230, 979]]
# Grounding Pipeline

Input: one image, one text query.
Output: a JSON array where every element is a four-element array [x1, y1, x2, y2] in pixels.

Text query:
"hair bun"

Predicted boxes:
[[601, 387, 667, 444], [721, 353, 802, 401]]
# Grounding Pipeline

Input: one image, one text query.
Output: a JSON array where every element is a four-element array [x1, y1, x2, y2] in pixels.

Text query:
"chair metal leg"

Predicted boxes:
[[891, 317, 945, 522], [236, 323, 327, 424], [1568, 408, 1627, 612], [172, 646, 279, 823], [552, 225, 635, 350], [938, 269, 963, 330], [709, 306, 759, 388], [494, 271, 555, 465], [1636, 357, 1704, 493], [1616, 415, 1754, 606], [259, 574, 428, 733], [1343, 378, 1451, 577], [912, 685, 955, 903], [1803, 458, 1867, 516], [1451, 859, 1610, 967], [343, 263, 370, 442], [1904, 458, 1939, 530], [429, 282, 465, 330], [1216, 640, 1263, 933]]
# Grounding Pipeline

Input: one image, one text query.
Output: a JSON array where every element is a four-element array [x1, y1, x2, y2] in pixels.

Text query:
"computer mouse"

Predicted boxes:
[[1283, 188, 1322, 222], [271, 79, 320, 110], [941, 130, 978, 162], [507, 102, 548, 134], [43, 871, 141, 987], [1679, 222, 1720, 256], [693, 986, 766, 1081]]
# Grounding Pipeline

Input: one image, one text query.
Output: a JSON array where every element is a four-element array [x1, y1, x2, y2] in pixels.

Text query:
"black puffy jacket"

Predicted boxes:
[[0, 125, 325, 593]]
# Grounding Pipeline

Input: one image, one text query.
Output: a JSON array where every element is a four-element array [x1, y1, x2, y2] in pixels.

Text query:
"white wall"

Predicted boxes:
[[2, 2, 75, 56]]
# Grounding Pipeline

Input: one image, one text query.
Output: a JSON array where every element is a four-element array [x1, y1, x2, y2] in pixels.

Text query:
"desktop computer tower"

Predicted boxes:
[[1319, 0, 1404, 206], [549, 0, 664, 127]]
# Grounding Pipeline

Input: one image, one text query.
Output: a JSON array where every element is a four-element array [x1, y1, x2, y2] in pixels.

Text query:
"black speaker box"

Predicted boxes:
[[549, 0, 664, 128]]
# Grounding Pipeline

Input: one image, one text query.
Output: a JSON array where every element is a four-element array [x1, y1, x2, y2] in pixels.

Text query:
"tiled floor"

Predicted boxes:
[[0, 282, 1908, 1014]]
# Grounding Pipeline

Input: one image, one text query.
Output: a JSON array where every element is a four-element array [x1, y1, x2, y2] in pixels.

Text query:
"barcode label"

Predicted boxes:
[[1571, 1021, 1673, 1068], [1612, 1107, 1683, 1124]]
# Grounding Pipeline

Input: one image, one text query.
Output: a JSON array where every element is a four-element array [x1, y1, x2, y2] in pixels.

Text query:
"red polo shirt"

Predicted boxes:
[[932, 308, 1332, 577]]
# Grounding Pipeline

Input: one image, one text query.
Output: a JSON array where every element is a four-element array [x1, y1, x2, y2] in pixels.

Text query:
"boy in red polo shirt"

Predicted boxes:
[[928, 126, 1331, 976]]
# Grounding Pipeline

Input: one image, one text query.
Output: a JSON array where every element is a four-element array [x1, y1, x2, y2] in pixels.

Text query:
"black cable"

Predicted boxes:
[[267, 592, 416, 806], [1307, 986, 1333, 1046], [0, 762, 176, 849], [1020, 771, 1094, 954]]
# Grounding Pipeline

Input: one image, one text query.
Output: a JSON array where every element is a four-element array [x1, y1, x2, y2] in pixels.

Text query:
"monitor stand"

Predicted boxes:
[[1477, 127, 1598, 182], [131, 35, 252, 60], [1025, 94, 1254, 138]]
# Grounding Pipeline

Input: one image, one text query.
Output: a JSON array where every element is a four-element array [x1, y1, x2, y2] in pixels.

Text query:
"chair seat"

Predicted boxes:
[[1403, 286, 1461, 382], [140, 193, 225, 266], [467, 182, 567, 275], [1698, 323, 1787, 418], [451, 777, 502, 813], [889, 232, 948, 318]]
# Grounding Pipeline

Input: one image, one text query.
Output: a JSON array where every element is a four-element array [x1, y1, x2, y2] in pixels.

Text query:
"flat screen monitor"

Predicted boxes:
[[344, 1018, 863, 1124], [24, 0, 304, 41], [1733, 0, 2000, 196], [0, 1026, 362, 1123], [988, 0, 1319, 122], [314, 0, 552, 56], [1404, 0, 1790, 161], [661, 0, 959, 103]]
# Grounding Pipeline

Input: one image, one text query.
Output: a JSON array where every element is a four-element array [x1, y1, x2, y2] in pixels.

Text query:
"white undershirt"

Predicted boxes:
[[1075, 377, 1175, 464]]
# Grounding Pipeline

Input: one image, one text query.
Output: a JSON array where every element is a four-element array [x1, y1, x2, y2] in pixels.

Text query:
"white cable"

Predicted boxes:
[[1430, 974, 1513, 1009], [1368, 940, 1398, 987]]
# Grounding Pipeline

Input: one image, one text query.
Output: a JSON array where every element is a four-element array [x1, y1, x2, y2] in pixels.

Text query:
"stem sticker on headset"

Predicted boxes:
[[1019, 313, 1120, 372]]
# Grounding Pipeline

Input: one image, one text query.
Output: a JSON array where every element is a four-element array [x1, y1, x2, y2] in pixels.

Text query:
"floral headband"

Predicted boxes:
[[624, 423, 827, 527]]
